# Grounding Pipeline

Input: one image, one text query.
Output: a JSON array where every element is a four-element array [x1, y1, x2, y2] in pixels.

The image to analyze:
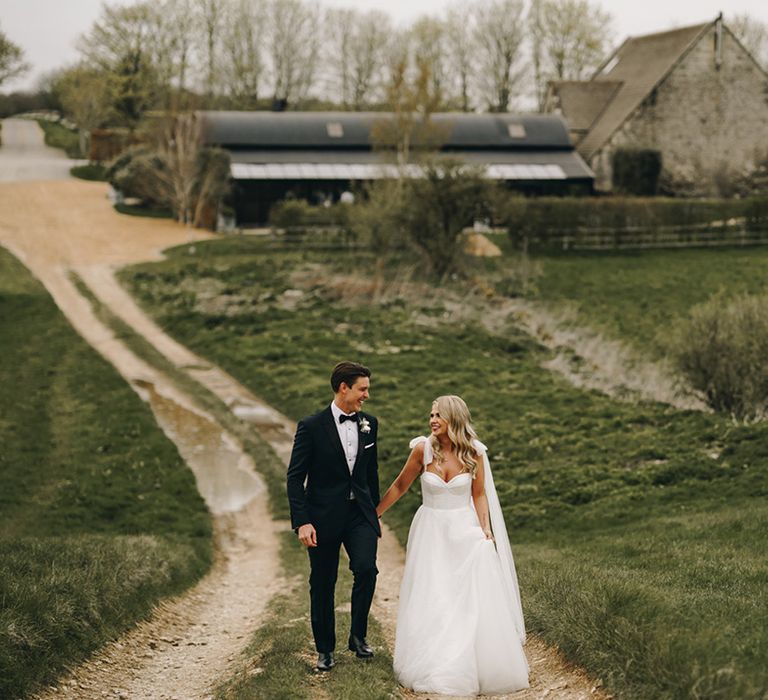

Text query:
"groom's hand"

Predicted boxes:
[[297, 523, 317, 547]]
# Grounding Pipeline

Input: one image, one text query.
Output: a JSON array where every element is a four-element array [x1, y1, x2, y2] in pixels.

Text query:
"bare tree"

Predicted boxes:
[[530, 0, 613, 110], [219, 0, 266, 108], [325, 8, 355, 106], [268, 0, 320, 108], [729, 13, 768, 68], [325, 8, 391, 109], [474, 0, 527, 112], [0, 23, 29, 87], [197, 0, 223, 103], [149, 0, 197, 109], [411, 16, 447, 106], [444, 3, 477, 112]]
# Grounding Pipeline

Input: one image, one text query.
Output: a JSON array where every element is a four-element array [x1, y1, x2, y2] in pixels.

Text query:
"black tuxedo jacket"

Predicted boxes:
[[287, 406, 381, 540]]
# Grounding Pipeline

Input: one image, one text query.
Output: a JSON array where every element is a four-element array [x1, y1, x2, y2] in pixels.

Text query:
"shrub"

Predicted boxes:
[[667, 292, 768, 420], [268, 199, 350, 229], [70, 163, 107, 181], [612, 149, 662, 196], [105, 139, 231, 230], [396, 159, 493, 278]]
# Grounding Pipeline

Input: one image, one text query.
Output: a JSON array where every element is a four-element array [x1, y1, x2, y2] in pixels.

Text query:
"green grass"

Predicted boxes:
[[36, 119, 82, 158], [119, 236, 768, 699], [0, 248, 212, 699], [215, 533, 398, 700], [529, 247, 768, 355]]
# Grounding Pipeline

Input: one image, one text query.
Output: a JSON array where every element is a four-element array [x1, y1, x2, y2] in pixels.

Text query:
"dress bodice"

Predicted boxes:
[[420, 471, 472, 510], [410, 436, 484, 511]]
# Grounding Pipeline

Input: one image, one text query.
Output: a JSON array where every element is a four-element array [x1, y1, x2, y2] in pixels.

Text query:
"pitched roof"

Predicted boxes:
[[197, 111, 574, 151], [548, 80, 622, 132], [576, 21, 710, 158]]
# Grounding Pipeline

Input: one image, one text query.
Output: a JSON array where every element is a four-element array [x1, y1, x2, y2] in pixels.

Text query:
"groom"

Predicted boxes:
[[287, 361, 381, 671]]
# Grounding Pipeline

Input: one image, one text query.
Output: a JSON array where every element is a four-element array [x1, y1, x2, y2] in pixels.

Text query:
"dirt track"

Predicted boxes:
[[0, 173, 608, 698]]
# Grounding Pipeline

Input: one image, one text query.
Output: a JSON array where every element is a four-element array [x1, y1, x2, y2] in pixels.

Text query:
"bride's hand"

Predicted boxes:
[[483, 528, 494, 540]]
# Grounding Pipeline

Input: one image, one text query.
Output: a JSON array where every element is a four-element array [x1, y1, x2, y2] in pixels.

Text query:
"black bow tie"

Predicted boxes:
[[338, 413, 357, 424]]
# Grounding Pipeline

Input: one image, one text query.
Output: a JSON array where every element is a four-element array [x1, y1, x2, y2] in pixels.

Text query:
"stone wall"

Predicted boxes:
[[591, 25, 768, 194]]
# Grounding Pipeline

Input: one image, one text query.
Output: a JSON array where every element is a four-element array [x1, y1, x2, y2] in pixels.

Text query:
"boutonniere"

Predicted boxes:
[[359, 417, 371, 434]]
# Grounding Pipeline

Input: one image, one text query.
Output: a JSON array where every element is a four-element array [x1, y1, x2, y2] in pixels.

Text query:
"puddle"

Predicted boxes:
[[133, 380, 263, 515]]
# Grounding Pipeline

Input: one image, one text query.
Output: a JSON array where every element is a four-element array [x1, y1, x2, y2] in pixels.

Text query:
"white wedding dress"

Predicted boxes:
[[393, 437, 529, 696]]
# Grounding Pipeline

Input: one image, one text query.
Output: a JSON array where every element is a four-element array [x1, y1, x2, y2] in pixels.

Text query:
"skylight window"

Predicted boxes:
[[327, 122, 344, 138]]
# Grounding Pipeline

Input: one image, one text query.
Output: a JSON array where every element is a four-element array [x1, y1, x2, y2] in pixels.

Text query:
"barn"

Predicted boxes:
[[197, 110, 594, 224], [545, 15, 768, 195]]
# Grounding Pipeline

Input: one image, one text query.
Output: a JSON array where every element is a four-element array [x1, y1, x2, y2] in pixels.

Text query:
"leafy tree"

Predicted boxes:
[[51, 66, 112, 157], [397, 159, 491, 278], [77, 3, 160, 128], [0, 24, 29, 87]]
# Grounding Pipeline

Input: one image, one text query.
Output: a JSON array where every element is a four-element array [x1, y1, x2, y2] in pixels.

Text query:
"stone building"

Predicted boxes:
[[545, 15, 768, 194]]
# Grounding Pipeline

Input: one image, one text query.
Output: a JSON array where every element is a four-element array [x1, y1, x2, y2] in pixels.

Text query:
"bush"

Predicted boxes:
[[612, 149, 662, 196], [268, 199, 350, 229], [667, 292, 768, 419], [500, 196, 762, 250], [70, 163, 107, 181]]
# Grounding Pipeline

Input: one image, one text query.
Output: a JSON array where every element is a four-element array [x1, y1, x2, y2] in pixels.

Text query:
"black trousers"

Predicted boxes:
[[307, 500, 378, 653]]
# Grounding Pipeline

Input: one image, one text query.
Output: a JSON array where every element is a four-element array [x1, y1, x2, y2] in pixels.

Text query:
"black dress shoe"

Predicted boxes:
[[316, 652, 335, 671], [348, 635, 374, 658]]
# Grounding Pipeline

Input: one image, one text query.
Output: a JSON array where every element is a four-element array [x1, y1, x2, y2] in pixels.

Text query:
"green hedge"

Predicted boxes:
[[268, 198, 351, 228], [502, 196, 768, 250]]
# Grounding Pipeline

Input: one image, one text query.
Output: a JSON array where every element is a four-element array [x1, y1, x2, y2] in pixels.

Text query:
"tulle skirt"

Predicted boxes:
[[393, 504, 529, 696]]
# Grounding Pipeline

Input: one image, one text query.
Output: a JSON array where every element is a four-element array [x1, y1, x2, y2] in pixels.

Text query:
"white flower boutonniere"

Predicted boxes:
[[359, 417, 371, 434]]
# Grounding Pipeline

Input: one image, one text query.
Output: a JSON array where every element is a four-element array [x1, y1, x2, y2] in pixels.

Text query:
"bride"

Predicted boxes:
[[376, 395, 529, 696]]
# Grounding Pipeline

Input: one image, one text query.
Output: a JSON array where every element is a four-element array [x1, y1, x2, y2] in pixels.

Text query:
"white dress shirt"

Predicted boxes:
[[330, 401, 359, 474]]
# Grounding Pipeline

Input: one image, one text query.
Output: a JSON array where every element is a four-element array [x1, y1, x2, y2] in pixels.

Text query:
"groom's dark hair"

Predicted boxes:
[[331, 361, 371, 392]]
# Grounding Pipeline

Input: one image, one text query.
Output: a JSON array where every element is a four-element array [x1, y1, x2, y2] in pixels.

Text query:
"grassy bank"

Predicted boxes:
[[120, 237, 768, 699], [0, 249, 212, 699], [36, 119, 82, 158], [530, 247, 768, 356]]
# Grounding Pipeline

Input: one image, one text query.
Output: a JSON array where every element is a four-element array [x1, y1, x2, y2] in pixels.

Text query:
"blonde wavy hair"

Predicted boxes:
[[429, 395, 480, 477]]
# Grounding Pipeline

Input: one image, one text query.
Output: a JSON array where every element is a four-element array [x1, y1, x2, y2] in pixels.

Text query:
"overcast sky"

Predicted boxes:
[[1, 0, 767, 91]]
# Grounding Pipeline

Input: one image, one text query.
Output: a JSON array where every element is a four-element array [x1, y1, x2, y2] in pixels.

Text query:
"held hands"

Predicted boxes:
[[297, 523, 317, 548]]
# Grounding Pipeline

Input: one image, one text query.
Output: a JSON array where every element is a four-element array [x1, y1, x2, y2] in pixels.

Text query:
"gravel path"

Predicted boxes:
[[1, 180, 609, 699], [0, 117, 82, 181]]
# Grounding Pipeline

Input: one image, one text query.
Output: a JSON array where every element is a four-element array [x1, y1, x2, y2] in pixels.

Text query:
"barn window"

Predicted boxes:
[[507, 123, 526, 138], [327, 122, 344, 138]]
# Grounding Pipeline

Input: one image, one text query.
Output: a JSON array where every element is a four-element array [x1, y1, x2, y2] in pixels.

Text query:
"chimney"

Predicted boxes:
[[714, 12, 723, 70]]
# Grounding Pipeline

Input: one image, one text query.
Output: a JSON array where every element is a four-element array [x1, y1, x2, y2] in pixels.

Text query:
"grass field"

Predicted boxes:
[[528, 247, 768, 356], [0, 249, 212, 699], [120, 237, 768, 699]]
